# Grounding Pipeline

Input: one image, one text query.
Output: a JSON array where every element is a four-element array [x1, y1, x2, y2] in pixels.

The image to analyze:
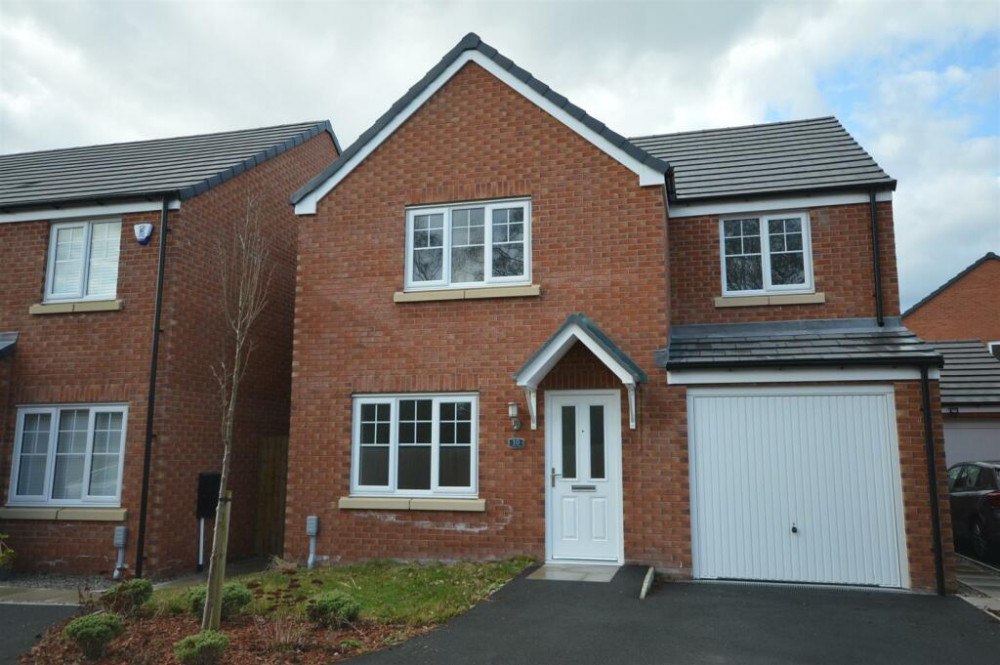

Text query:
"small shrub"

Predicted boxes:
[[0, 532, 15, 571], [306, 590, 361, 628], [64, 613, 124, 660], [100, 578, 153, 616], [187, 582, 253, 621], [173, 630, 229, 665]]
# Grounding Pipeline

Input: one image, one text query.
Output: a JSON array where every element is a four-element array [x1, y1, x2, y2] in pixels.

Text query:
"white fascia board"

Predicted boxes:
[[668, 190, 892, 219], [668, 365, 938, 385], [0, 199, 181, 224], [295, 51, 666, 215], [517, 323, 636, 389]]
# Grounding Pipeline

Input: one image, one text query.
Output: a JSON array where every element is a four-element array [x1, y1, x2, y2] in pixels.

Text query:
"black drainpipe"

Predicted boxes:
[[920, 365, 946, 596], [135, 196, 172, 578], [870, 189, 885, 327]]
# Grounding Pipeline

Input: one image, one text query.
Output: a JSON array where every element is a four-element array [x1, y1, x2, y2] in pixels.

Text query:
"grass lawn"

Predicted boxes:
[[29, 558, 533, 664]]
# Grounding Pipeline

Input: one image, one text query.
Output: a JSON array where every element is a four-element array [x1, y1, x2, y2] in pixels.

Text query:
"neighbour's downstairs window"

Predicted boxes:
[[45, 219, 122, 302], [352, 394, 478, 497], [719, 213, 814, 296], [405, 199, 530, 290], [8, 405, 128, 506]]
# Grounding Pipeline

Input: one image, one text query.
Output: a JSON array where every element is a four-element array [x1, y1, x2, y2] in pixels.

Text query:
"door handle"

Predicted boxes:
[[550, 468, 562, 488]]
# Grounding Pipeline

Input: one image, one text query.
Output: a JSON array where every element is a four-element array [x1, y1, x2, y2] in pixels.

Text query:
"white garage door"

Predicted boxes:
[[943, 419, 1000, 467], [689, 385, 907, 588]]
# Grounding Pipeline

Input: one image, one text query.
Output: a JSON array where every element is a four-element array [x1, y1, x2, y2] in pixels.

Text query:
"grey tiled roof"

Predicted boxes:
[[291, 33, 669, 205], [902, 252, 1000, 318], [657, 317, 941, 370], [0, 121, 339, 211], [0, 332, 18, 359], [630, 117, 895, 202], [515, 313, 647, 385], [930, 341, 1000, 408]]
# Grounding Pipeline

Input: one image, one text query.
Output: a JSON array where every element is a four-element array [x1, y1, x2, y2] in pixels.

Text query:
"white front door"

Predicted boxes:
[[546, 391, 623, 563]]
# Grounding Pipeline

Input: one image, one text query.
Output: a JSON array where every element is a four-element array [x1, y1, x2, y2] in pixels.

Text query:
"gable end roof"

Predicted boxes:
[[0, 121, 340, 212], [902, 252, 1000, 319], [291, 33, 670, 211]]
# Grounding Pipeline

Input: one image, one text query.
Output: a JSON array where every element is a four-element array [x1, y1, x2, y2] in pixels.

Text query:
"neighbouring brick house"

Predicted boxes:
[[0, 122, 339, 577], [285, 33, 955, 593], [904, 254, 1000, 466]]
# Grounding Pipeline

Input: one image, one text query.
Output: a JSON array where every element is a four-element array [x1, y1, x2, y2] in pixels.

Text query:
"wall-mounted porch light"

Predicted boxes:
[[508, 402, 521, 431]]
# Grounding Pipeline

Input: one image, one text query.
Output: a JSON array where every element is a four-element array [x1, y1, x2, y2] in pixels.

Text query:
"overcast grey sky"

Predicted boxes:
[[1, 0, 997, 309]]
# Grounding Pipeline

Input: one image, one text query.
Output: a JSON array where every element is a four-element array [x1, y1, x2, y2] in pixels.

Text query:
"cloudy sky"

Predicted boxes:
[[1, 0, 997, 309]]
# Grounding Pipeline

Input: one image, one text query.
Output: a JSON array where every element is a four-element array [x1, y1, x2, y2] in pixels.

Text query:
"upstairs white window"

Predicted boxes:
[[352, 394, 478, 497], [720, 213, 813, 296], [405, 199, 530, 290], [8, 405, 127, 506], [45, 220, 122, 302]]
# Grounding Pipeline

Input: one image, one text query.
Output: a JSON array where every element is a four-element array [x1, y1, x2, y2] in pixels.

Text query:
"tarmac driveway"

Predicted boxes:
[[357, 566, 1000, 665], [0, 603, 76, 665]]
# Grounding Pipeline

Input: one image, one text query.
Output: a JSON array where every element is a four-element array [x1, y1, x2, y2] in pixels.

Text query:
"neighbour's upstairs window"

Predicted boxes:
[[45, 220, 122, 302], [719, 213, 813, 296], [405, 199, 530, 290]]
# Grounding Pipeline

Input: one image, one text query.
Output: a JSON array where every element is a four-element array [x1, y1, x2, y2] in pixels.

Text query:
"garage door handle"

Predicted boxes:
[[791, 524, 798, 534]]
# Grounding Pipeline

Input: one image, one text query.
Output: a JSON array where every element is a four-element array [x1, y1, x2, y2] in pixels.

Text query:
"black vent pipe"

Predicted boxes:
[[870, 189, 885, 326]]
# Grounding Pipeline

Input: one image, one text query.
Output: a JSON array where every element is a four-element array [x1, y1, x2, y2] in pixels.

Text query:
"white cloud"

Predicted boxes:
[[0, 0, 997, 309]]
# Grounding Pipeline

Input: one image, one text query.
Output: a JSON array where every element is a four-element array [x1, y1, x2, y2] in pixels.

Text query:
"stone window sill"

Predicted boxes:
[[338, 496, 486, 512], [30, 300, 123, 315], [394, 285, 540, 303], [0, 506, 127, 522], [714, 292, 826, 308]]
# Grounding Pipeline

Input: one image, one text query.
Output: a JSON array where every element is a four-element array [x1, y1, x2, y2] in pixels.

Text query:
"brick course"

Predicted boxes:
[[903, 256, 1000, 344], [0, 132, 337, 576]]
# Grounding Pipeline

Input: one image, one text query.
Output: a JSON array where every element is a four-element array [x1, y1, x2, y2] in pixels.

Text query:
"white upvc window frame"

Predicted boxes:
[[404, 198, 531, 291], [988, 341, 1000, 359], [351, 393, 479, 498], [7, 404, 128, 507], [718, 211, 814, 297], [44, 218, 122, 303]]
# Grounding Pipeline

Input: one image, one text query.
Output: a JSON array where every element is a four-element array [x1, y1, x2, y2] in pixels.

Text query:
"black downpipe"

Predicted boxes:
[[921, 366, 946, 596], [870, 189, 885, 327], [135, 198, 171, 578]]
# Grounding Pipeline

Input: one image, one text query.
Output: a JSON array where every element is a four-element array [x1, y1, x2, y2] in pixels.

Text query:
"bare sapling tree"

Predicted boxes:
[[202, 194, 273, 631]]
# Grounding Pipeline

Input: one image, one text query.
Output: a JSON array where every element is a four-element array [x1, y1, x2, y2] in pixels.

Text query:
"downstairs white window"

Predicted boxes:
[[8, 405, 127, 506], [352, 394, 478, 497], [719, 213, 814, 296]]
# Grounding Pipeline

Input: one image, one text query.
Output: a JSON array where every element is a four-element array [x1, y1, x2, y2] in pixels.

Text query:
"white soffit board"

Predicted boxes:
[[0, 199, 181, 224], [295, 51, 665, 215], [668, 366, 938, 385], [668, 190, 892, 219]]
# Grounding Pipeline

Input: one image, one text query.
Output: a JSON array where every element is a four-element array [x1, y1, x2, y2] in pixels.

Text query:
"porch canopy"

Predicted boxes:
[[0, 332, 17, 359], [513, 313, 647, 430]]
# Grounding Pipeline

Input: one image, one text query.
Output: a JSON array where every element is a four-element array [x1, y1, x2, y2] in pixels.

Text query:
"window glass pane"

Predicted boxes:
[[491, 208, 526, 278], [86, 221, 121, 298], [452, 208, 485, 283], [51, 226, 85, 297], [726, 256, 763, 291], [88, 412, 124, 497], [52, 409, 89, 499], [398, 446, 431, 489], [412, 213, 444, 282], [360, 447, 389, 486], [16, 413, 51, 496], [439, 447, 471, 487], [589, 405, 606, 480], [561, 406, 577, 479], [767, 217, 806, 286]]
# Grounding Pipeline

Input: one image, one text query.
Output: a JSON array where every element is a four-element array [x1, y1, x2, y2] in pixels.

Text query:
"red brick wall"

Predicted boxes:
[[669, 201, 900, 324], [0, 132, 338, 577], [903, 257, 1000, 344], [285, 61, 670, 567], [0, 211, 160, 574]]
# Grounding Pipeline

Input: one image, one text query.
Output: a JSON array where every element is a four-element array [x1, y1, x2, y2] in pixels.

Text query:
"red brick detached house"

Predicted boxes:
[[903, 254, 1000, 466], [286, 34, 955, 593], [0, 122, 339, 577]]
